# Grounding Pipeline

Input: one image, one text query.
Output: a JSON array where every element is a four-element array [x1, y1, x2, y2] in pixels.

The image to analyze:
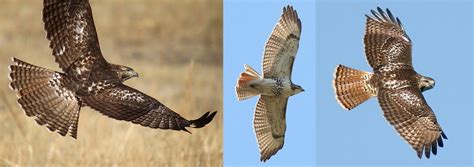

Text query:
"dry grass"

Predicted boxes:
[[0, 0, 222, 166]]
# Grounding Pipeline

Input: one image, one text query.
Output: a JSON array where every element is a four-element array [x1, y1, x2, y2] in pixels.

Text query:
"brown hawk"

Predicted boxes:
[[235, 5, 303, 162], [333, 7, 447, 158], [8, 0, 217, 139]]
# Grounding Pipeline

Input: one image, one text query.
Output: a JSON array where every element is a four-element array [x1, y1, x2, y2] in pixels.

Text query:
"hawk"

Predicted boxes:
[[8, 0, 217, 139], [235, 5, 303, 162], [333, 7, 447, 158]]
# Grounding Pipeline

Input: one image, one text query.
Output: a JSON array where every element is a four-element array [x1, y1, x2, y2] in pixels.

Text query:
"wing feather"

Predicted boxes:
[[81, 84, 216, 132], [378, 87, 446, 158], [364, 7, 412, 69], [43, 0, 106, 72], [262, 5, 301, 80], [253, 95, 288, 162]]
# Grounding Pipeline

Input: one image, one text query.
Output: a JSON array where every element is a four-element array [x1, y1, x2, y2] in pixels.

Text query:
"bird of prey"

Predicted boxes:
[[333, 7, 447, 158], [8, 0, 217, 139], [235, 5, 303, 162]]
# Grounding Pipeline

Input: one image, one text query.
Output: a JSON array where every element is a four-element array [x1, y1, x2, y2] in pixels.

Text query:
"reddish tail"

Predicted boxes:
[[333, 64, 376, 110], [235, 64, 261, 101]]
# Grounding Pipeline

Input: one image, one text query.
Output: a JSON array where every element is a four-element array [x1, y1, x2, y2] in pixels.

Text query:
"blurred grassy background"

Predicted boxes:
[[0, 0, 222, 166]]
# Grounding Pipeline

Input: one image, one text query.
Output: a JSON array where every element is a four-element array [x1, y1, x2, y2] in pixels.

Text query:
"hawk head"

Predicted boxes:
[[290, 83, 304, 95], [109, 64, 139, 82], [419, 75, 435, 92]]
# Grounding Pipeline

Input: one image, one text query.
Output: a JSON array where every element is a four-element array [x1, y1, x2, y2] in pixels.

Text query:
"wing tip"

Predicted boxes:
[[416, 150, 423, 159], [367, 6, 403, 29], [283, 5, 294, 13], [413, 131, 447, 159], [257, 142, 283, 162], [281, 4, 301, 32], [189, 111, 217, 129], [441, 131, 448, 139]]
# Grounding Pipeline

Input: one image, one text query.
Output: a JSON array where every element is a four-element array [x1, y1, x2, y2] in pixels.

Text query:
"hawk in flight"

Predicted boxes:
[[235, 5, 303, 162], [8, 0, 216, 139], [333, 7, 447, 158]]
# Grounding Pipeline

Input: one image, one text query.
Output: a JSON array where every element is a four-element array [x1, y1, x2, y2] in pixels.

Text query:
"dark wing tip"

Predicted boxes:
[[376, 6, 384, 15], [284, 5, 293, 12], [70, 133, 78, 139], [369, 8, 381, 20], [260, 154, 271, 162], [437, 136, 444, 147], [441, 131, 448, 139], [431, 142, 437, 155], [385, 8, 397, 23], [396, 17, 403, 29], [437, 131, 447, 148], [368, 7, 405, 31], [282, 4, 301, 32], [417, 149, 423, 159], [420, 132, 447, 158], [424, 145, 431, 159], [183, 128, 191, 134], [189, 111, 217, 128]]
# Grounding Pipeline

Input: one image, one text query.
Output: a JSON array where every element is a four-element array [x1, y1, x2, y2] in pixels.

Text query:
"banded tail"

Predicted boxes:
[[236, 64, 261, 101], [9, 58, 82, 138], [333, 64, 377, 110]]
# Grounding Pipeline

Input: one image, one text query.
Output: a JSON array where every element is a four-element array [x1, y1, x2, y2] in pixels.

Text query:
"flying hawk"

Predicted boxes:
[[333, 7, 447, 158], [235, 5, 303, 162], [8, 0, 217, 139]]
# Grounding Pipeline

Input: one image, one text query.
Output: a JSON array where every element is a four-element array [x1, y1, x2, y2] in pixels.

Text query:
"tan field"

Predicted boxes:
[[0, 0, 222, 166]]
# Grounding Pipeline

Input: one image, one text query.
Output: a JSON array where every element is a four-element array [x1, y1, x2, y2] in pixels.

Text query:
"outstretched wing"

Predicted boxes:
[[9, 58, 82, 138], [81, 84, 216, 132], [262, 5, 301, 80], [253, 95, 288, 162], [364, 7, 412, 69], [378, 87, 447, 158], [43, 0, 106, 72]]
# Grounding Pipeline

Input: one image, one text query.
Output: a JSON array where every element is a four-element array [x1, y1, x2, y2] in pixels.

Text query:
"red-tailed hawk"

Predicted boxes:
[[235, 5, 303, 162], [8, 0, 217, 139], [333, 7, 447, 158]]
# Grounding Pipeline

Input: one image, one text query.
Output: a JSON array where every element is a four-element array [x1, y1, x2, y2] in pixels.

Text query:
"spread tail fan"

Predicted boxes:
[[9, 58, 81, 138], [333, 64, 376, 110], [236, 64, 261, 101]]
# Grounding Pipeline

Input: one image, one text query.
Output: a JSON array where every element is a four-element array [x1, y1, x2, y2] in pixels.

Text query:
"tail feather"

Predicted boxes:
[[9, 57, 81, 139], [333, 64, 376, 110], [236, 64, 261, 101]]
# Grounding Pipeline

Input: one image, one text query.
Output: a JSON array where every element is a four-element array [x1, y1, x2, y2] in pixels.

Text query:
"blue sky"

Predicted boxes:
[[224, 0, 316, 166], [315, 0, 473, 167]]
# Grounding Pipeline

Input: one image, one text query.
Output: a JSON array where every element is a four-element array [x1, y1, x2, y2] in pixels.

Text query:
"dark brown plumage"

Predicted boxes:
[[8, 0, 217, 139], [333, 7, 446, 159]]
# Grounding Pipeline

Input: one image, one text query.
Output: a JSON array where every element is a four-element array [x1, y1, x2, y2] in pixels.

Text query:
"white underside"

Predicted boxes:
[[249, 78, 293, 97]]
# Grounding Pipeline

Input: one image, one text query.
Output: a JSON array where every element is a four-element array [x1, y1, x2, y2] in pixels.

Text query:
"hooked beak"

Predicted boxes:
[[132, 71, 139, 78], [128, 70, 139, 79], [421, 85, 433, 92]]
